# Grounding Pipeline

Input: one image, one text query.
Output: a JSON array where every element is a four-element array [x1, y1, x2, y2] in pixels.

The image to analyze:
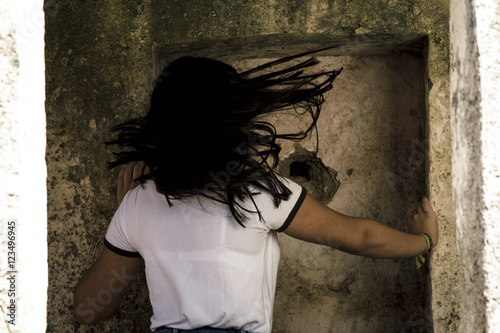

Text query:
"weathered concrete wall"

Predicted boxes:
[[450, 0, 500, 332], [45, 1, 153, 331], [45, 1, 456, 332]]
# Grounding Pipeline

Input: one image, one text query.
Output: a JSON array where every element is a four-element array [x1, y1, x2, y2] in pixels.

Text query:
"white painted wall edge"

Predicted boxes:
[[475, 1, 500, 331], [0, 0, 47, 332], [451, 0, 500, 332]]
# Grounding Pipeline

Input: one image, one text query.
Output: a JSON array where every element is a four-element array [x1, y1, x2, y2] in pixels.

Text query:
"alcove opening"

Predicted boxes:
[[224, 40, 429, 332]]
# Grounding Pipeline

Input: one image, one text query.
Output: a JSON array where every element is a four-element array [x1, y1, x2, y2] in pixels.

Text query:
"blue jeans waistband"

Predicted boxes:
[[154, 326, 248, 333]]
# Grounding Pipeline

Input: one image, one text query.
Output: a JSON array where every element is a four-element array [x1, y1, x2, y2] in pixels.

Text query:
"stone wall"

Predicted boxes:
[[45, 1, 457, 332]]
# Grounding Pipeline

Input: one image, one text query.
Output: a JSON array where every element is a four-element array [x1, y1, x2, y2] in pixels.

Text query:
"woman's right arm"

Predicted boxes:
[[283, 194, 438, 259]]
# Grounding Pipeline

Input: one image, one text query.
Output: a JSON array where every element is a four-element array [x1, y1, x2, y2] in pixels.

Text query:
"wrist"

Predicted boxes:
[[419, 233, 433, 255], [416, 233, 433, 269]]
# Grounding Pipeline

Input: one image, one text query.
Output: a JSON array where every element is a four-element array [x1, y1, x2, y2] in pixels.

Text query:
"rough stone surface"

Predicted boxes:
[[45, 1, 457, 332], [451, 0, 500, 332]]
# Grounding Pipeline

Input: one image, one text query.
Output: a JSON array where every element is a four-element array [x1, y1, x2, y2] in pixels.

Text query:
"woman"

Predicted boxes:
[[74, 51, 438, 333]]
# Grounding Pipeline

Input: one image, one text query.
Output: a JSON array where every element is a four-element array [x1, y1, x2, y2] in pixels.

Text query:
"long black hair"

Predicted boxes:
[[106, 48, 342, 226]]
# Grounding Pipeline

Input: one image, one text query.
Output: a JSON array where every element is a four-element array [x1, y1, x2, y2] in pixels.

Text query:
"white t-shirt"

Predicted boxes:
[[105, 177, 306, 332]]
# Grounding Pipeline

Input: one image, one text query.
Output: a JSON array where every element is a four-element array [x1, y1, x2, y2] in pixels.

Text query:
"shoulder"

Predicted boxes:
[[243, 176, 307, 231]]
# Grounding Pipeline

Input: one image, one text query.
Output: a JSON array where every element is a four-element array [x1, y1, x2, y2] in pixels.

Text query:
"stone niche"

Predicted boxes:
[[227, 42, 428, 332], [51, 35, 437, 333]]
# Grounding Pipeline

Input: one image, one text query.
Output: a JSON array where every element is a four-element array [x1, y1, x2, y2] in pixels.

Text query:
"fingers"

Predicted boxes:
[[121, 161, 149, 185], [132, 161, 146, 186], [414, 197, 432, 217], [117, 161, 150, 206], [408, 196, 439, 247], [117, 166, 126, 196], [421, 196, 433, 214], [122, 163, 134, 186]]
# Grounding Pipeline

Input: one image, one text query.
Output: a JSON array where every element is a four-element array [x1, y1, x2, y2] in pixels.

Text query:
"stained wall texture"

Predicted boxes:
[[45, 1, 457, 332]]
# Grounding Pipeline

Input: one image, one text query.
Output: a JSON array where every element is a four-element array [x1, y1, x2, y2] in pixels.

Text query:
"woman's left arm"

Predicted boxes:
[[73, 247, 143, 324], [74, 161, 149, 324]]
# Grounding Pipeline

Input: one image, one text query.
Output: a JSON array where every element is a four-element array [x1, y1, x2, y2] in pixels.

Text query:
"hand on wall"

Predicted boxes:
[[408, 197, 439, 247], [117, 161, 150, 206]]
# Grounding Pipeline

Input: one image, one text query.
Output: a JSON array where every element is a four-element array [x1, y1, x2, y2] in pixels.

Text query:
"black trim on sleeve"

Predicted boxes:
[[103, 237, 142, 258], [276, 186, 307, 233]]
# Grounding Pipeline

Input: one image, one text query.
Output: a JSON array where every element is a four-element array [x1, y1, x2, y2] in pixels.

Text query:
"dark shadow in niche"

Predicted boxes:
[[278, 145, 340, 204]]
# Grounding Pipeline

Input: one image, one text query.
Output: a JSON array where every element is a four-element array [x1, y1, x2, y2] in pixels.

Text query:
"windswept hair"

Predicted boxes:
[[106, 48, 342, 226]]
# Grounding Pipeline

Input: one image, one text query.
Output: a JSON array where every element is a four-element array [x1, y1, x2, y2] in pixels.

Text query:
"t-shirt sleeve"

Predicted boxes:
[[251, 176, 307, 232], [104, 191, 142, 258]]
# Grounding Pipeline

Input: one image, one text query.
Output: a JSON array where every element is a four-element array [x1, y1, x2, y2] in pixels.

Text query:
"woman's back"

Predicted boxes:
[[106, 179, 305, 331]]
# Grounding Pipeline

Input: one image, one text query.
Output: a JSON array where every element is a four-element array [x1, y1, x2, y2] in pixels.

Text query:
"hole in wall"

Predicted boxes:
[[279, 145, 341, 204], [289, 161, 311, 180]]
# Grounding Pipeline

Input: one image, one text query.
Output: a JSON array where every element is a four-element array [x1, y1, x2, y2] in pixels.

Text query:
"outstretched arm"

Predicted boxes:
[[284, 194, 438, 259]]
